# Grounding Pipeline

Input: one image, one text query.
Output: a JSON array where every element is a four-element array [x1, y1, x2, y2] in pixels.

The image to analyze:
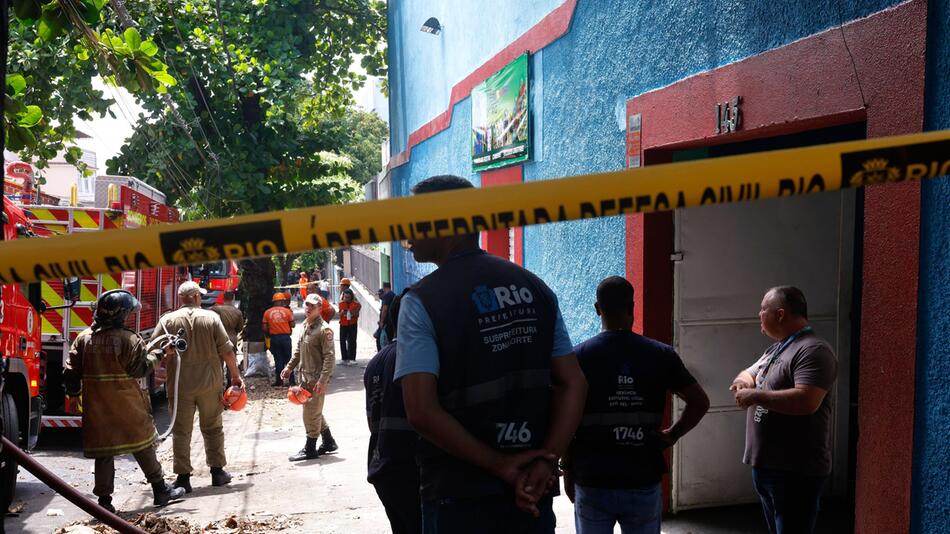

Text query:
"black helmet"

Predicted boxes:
[[92, 289, 141, 332]]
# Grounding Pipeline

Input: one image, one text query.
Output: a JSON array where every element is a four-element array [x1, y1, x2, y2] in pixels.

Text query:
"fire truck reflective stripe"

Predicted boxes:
[[28, 209, 59, 222], [2, 131, 950, 284], [41, 416, 82, 428], [101, 275, 120, 291], [70, 307, 92, 330], [40, 282, 65, 335], [79, 283, 97, 302], [41, 316, 57, 335], [72, 210, 98, 229]]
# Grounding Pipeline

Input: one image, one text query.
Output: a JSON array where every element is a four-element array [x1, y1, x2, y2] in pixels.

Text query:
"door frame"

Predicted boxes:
[[624, 1, 926, 531]]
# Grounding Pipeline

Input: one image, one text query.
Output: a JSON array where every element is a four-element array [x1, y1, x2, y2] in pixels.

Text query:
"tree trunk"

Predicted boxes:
[[275, 253, 299, 284], [238, 257, 276, 343]]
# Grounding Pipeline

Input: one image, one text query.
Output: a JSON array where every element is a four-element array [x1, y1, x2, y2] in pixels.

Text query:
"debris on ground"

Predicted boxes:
[[7, 500, 26, 514], [244, 376, 290, 402], [54, 511, 302, 533], [47, 508, 65, 516]]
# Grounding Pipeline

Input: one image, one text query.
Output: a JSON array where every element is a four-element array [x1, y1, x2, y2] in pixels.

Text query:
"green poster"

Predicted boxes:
[[471, 53, 529, 171]]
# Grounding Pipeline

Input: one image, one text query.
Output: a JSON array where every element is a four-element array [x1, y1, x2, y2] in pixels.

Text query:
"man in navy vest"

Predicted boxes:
[[365, 293, 421, 534], [396, 175, 588, 534], [563, 276, 708, 533]]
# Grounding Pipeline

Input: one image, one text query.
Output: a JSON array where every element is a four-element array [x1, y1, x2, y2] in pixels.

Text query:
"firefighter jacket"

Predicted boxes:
[[286, 318, 335, 390], [65, 328, 160, 458]]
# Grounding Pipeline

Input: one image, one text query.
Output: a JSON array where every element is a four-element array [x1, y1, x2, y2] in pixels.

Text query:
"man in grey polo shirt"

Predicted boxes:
[[731, 286, 837, 534]]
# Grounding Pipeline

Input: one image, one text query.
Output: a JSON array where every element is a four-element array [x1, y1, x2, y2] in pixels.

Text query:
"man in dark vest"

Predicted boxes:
[[563, 276, 709, 533], [365, 294, 420, 534], [396, 175, 588, 534]]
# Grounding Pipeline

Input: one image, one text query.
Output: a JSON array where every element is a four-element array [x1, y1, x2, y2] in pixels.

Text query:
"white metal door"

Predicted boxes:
[[670, 191, 855, 511]]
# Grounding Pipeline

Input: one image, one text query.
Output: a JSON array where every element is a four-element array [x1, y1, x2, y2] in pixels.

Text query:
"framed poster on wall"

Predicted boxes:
[[471, 53, 529, 171]]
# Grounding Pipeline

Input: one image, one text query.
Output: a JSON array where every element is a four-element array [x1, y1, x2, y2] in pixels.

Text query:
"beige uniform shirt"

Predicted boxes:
[[210, 304, 244, 349], [152, 305, 234, 396], [287, 319, 335, 389]]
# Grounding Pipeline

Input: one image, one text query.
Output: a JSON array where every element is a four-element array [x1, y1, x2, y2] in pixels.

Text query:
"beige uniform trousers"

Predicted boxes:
[[171, 386, 226, 474], [94, 447, 163, 497], [303, 393, 329, 438]]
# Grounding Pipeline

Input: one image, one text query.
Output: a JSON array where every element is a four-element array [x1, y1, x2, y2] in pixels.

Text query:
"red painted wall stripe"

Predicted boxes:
[[480, 166, 525, 265], [624, 1, 926, 528], [388, 0, 578, 172]]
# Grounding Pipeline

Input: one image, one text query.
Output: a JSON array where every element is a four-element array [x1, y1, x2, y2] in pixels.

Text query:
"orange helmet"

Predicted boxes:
[[272, 292, 289, 302], [339, 278, 351, 286], [287, 386, 312, 405], [222, 386, 247, 411]]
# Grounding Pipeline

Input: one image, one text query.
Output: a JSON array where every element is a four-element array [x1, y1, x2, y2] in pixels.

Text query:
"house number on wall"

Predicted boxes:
[[715, 96, 742, 134]]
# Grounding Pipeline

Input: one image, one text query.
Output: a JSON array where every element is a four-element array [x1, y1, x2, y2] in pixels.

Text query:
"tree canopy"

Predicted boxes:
[[104, 0, 387, 218], [5, 0, 178, 174]]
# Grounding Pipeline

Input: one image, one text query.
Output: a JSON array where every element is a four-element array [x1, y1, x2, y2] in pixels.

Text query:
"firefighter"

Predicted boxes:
[[211, 290, 245, 361], [152, 281, 243, 492], [63, 290, 186, 513], [283, 293, 338, 460]]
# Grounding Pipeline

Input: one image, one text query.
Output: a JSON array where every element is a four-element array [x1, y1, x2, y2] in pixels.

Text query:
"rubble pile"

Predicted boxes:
[[55, 511, 301, 534]]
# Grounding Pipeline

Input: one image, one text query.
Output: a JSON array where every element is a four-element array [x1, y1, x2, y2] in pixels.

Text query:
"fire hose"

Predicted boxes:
[[0, 435, 148, 534], [144, 327, 186, 442]]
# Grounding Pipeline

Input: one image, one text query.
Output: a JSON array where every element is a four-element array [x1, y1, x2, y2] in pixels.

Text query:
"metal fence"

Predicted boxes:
[[348, 246, 381, 295]]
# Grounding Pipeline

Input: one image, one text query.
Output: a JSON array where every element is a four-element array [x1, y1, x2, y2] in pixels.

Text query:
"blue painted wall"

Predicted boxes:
[[389, 0, 903, 345], [387, 0, 562, 154], [912, 0, 950, 530]]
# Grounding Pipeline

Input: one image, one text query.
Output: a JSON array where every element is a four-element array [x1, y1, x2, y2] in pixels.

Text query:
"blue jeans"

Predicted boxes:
[[423, 495, 555, 534], [752, 467, 826, 534], [574, 483, 661, 534]]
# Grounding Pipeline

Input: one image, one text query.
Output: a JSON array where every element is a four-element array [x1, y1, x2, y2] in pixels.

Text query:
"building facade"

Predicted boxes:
[[386, 1, 949, 532]]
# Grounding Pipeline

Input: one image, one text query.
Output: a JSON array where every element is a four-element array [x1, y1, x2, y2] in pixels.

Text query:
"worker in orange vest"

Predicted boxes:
[[338, 287, 361, 366], [264, 292, 296, 386]]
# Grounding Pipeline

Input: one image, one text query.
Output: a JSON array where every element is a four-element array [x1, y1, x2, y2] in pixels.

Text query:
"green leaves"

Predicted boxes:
[[6, 74, 27, 97], [12, 0, 41, 22], [17, 106, 43, 127], [124, 27, 142, 52]]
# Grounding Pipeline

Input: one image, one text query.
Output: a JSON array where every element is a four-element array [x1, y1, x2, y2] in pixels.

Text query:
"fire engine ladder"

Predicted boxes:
[[35, 207, 106, 429]]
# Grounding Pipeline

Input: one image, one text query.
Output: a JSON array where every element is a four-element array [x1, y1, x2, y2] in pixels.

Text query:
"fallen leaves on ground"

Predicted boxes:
[[55, 511, 302, 533]]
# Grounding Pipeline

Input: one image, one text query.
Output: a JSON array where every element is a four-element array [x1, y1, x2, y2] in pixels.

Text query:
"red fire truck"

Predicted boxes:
[[28, 184, 186, 429], [0, 196, 47, 509], [190, 260, 241, 306]]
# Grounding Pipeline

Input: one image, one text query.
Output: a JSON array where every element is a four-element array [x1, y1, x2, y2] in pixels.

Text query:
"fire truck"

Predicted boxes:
[[190, 260, 241, 307], [0, 196, 47, 510], [29, 180, 186, 429]]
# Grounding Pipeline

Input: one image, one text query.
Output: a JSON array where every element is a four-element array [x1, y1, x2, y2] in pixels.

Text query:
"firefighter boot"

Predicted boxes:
[[288, 437, 319, 461], [152, 481, 186, 507], [210, 467, 232, 487], [97, 496, 116, 514], [173, 474, 192, 493], [317, 428, 338, 455]]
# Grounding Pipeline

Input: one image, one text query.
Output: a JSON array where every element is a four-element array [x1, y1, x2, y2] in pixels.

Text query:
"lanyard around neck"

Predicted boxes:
[[756, 326, 813, 388]]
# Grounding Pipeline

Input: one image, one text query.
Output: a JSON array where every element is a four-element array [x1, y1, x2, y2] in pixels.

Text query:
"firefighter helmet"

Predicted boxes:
[[92, 290, 141, 332], [272, 292, 290, 302], [287, 386, 311, 405], [222, 386, 247, 411]]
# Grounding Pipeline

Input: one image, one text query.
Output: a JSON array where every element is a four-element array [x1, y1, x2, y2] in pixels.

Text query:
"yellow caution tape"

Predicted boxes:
[[2, 130, 949, 285]]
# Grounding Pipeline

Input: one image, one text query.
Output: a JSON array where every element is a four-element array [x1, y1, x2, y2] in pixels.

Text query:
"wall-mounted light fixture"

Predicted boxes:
[[421, 17, 441, 35]]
